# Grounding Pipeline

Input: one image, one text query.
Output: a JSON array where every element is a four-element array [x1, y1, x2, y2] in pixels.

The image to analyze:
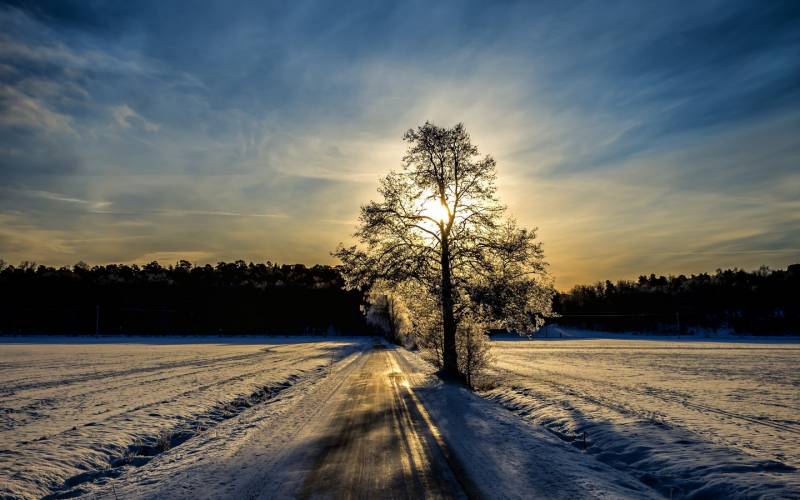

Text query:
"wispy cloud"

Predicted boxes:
[[111, 104, 160, 132], [90, 209, 287, 218], [0, 83, 75, 134], [27, 190, 111, 210]]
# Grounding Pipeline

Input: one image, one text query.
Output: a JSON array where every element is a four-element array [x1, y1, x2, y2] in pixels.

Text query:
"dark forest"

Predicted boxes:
[[0, 260, 369, 335], [553, 264, 800, 335], [1, 260, 797, 336]]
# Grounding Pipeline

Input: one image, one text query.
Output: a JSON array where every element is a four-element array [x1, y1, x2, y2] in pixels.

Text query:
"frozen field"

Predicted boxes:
[[0, 337, 365, 499], [485, 331, 800, 498], [2, 334, 798, 499]]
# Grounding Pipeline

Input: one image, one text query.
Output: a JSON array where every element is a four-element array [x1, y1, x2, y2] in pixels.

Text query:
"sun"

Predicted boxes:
[[421, 197, 449, 224]]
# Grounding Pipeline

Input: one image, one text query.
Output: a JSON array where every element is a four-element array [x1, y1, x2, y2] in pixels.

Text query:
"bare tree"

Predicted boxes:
[[335, 122, 553, 379]]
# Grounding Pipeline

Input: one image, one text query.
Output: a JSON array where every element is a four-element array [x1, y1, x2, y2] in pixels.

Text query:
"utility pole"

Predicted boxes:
[[95, 305, 100, 335]]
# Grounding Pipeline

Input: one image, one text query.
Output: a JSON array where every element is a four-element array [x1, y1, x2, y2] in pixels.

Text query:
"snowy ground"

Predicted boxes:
[[0, 336, 366, 499], [2, 333, 798, 499], [90, 342, 657, 500], [392, 347, 658, 499], [485, 327, 800, 498], [2, 336, 659, 500]]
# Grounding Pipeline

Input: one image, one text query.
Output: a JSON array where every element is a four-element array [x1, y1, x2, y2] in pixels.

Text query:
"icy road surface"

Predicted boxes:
[[486, 333, 800, 498]]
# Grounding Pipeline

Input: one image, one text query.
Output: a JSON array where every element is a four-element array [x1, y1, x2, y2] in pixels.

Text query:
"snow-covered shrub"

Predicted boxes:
[[399, 283, 444, 362], [456, 317, 493, 389]]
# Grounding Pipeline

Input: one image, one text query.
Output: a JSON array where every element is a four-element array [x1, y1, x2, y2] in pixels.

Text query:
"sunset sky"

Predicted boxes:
[[1, 1, 798, 289]]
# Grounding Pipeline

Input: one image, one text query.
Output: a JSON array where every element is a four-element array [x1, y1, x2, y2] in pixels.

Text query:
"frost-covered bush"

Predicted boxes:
[[401, 284, 443, 362], [456, 318, 493, 389]]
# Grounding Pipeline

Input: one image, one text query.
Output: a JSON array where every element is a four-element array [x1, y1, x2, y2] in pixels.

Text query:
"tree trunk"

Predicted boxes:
[[388, 297, 399, 343], [440, 234, 459, 376]]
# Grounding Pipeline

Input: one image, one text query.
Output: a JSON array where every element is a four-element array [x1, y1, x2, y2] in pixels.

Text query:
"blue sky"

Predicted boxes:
[[1, 0, 798, 288]]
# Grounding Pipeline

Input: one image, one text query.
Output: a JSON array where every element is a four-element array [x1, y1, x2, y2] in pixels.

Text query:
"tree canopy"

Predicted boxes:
[[335, 122, 553, 378]]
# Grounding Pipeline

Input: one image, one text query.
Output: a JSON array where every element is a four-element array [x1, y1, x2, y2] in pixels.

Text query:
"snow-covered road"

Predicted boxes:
[[291, 344, 464, 499]]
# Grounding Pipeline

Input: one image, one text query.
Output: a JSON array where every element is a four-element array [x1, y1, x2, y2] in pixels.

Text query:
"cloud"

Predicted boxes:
[[91, 209, 287, 218], [27, 189, 111, 210], [111, 104, 160, 132], [0, 83, 75, 133]]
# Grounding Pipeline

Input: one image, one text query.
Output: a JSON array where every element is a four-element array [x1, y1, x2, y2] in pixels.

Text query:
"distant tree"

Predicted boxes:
[[335, 122, 553, 378], [176, 260, 193, 273]]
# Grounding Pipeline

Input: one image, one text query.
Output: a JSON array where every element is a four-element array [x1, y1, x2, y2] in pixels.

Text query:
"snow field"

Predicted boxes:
[[485, 334, 800, 498], [0, 337, 365, 499], [3, 334, 798, 499]]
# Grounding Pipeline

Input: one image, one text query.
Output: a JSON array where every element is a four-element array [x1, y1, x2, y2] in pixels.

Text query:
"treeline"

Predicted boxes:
[[553, 264, 800, 335], [0, 260, 370, 335]]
